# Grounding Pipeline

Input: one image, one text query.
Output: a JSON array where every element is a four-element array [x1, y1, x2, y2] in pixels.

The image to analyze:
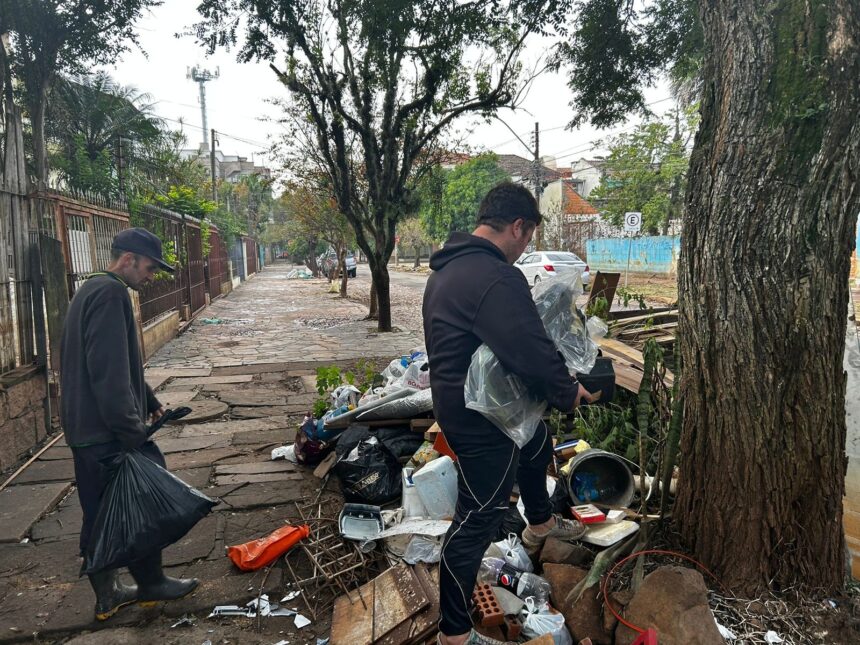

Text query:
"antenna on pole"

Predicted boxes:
[[186, 65, 220, 148]]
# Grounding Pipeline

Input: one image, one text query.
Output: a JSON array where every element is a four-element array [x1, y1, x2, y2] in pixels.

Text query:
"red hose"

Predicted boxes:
[[601, 549, 726, 634]]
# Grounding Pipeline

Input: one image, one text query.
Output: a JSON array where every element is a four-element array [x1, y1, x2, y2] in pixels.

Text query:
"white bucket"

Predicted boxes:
[[412, 456, 458, 520], [402, 467, 428, 518]]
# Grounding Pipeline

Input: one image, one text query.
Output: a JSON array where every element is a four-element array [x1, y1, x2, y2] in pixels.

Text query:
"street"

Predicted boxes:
[[0, 263, 424, 644]]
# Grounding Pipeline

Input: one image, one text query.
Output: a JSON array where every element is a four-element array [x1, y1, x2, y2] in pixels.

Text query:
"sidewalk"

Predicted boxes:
[[0, 262, 422, 644]]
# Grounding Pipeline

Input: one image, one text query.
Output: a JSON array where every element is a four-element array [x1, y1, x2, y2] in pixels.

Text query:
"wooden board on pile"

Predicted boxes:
[[598, 337, 674, 394], [330, 563, 440, 645]]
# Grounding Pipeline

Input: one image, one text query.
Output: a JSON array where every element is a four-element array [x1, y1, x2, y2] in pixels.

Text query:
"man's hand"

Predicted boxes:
[[150, 407, 165, 424], [573, 384, 597, 408]]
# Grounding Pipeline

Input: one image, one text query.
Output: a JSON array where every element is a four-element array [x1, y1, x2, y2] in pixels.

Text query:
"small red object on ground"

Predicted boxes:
[[571, 504, 606, 524], [433, 431, 457, 461], [630, 628, 658, 645], [227, 523, 310, 571], [471, 583, 504, 627]]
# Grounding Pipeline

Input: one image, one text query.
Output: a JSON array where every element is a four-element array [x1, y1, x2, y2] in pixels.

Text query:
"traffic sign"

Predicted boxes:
[[624, 211, 642, 233]]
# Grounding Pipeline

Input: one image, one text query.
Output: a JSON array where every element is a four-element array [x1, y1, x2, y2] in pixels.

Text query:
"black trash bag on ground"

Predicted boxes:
[[549, 478, 573, 516], [336, 424, 423, 461], [83, 449, 218, 574], [334, 436, 402, 505]]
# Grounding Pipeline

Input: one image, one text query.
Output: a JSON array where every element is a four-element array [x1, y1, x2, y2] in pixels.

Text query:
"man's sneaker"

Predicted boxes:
[[521, 514, 587, 550]]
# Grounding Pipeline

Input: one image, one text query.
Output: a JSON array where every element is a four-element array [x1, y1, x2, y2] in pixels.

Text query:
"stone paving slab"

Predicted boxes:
[[213, 461, 300, 476], [30, 500, 83, 542], [145, 367, 212, 378], [164, 447, 244, 471], [173, 467, 212, 489], [162, 514, 218, 567], [218, 391, 287, 407], [0, 482, 72, 543], [155, 435, 231, 454], [144, 373, 171, 390], [216, 482, 305, 511], [174, 414, 294, 438], [171, 375, 254, 386], [161, 558, 283, 619], [231, 428, 292, 447], [10, 458, 75, 485], [154, 389, 201, 407], [231, 405, 291, 419], [214, 472, 304, 486], [169, 400, 229, 423], [38, 445, 74, 461]]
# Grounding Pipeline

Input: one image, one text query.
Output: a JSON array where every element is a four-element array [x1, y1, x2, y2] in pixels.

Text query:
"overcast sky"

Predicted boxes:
[[103, 0, 673, 176]]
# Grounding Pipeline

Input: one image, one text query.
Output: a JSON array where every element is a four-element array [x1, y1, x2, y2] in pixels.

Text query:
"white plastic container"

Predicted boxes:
[[411, 456, 458, 520], [402, 467, 429, 518], [580, 519, 639, 546]]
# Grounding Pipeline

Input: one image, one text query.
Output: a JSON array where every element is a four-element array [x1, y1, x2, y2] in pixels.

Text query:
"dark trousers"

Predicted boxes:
[[71, 440, 165, 558], [439, 421, 553, 636]]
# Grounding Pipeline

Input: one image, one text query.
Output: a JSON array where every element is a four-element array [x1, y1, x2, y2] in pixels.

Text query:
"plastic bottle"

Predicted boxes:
[[477, 557, 551, 603]]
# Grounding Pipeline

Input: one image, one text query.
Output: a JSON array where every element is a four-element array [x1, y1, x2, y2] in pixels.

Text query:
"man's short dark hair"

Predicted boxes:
[[477, 182, 542, 231]]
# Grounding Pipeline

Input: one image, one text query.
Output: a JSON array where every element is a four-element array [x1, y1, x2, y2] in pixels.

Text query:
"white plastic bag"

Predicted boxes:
[[521, 598, 573, 645], [397, 359, 430, 390], [485, 533, 533, 572], [464, 272, 600, 447], [382, 358, 407, 385], [402, 535, 442, 564], [331, 385, 361, 408]]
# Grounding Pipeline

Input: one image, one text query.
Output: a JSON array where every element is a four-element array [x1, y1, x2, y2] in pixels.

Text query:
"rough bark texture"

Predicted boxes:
[[676, 0, 860, 594]]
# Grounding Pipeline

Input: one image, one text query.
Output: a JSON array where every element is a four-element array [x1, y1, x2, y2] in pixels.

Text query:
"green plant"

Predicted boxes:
[[315, 365, 343, 396], [573, 403, 641, 463], [585, 295, 610, 320], [312, 398, 329, 419], [200, 218, 212, 257], [616, 287, 648, 310]]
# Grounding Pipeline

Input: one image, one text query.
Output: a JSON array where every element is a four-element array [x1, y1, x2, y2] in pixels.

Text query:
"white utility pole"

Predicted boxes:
[[187, 65, 220, 147]]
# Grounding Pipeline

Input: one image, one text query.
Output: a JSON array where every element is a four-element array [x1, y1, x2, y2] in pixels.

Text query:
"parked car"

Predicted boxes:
[[515, 251, 590, 286], [317, 249, 357, 278]]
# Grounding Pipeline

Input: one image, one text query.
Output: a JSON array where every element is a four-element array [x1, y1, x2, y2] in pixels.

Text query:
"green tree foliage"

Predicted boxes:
[[554, 0, 702, 127], [590, 108, 697, 234], [194, 0, 567, 331], [419, 154, 510, 242], [153, 185, 216, 220], [0, 0, 162, 186], [46, 72, 161, 194]]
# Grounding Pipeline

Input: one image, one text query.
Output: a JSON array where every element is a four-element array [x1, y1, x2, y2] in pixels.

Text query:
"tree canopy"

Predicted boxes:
[[589, 108, 696, 234], [419, 154, 510, 242], [194, 0, 567, 330]]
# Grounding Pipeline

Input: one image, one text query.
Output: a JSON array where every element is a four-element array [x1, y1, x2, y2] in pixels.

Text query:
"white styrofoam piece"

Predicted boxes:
[[580, 520, 639, 546]]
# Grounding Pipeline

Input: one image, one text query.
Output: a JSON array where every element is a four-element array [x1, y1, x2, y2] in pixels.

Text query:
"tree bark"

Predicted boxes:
[[337, 245, 348, 298], [413, 246, 421, 268], [366, 256, 391, 330], [31, 83, 50, 189], [675, 0, 860, 595]]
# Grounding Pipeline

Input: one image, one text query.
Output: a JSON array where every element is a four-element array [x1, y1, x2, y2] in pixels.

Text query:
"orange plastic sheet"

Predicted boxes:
[[227, 524, 310, 571]]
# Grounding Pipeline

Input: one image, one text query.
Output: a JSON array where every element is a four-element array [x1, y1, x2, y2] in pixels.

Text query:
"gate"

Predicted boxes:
[[245, 236, 257, 276], [186, 224, 206, 314]]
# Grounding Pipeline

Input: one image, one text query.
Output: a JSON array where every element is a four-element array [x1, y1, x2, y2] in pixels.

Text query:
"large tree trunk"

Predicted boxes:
[[31, 83, 50, 189], [367, 255, 391, 331], [675, 0, 860, 595]]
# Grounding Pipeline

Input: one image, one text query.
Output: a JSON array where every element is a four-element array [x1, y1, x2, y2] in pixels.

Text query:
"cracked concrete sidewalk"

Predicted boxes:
[[0, 262, 423, 644]]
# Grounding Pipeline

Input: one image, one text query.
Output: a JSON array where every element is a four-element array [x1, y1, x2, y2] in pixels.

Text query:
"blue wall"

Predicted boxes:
[[586, 236, 681, 274]]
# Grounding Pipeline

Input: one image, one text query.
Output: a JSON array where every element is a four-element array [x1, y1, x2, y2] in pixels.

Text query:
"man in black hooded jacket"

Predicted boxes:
[[61, 228, 198, 621], [423, 183, 594, 645]]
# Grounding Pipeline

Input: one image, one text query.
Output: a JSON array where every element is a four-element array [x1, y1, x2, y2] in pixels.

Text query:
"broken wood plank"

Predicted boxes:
[[331, 583, 376, 645]]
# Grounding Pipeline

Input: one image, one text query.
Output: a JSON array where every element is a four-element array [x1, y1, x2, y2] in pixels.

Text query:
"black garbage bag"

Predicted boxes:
[[83, 449, 218, 574], [493, 504, 527, 542], [334, 436, 402, 505], [336, 424, 423, 461]]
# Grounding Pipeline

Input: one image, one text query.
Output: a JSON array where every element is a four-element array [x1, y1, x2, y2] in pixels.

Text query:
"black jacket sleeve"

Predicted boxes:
[[84, 295, 147, 449], [472, 271, 580, 412]]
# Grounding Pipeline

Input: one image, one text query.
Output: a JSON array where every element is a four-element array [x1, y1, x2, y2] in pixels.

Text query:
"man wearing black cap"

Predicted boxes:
[[423, 183, 595, 645], [61, 227, 198, 621]]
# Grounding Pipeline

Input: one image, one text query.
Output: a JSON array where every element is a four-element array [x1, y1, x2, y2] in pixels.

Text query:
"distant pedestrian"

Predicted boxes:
[[423, 183, 595, 645], [60, 227, 198, 621]]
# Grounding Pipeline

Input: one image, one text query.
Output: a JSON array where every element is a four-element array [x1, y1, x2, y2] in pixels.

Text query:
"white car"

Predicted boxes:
[[515, 251, 591, 286]]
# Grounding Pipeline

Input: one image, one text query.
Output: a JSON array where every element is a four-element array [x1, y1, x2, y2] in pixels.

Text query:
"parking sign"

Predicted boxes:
[[624, 211, 642, 233]]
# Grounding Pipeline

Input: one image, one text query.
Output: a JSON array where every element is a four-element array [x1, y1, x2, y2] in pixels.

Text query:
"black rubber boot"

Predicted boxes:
[[128, 552, 198, 606], [87, 569, 138, 621]]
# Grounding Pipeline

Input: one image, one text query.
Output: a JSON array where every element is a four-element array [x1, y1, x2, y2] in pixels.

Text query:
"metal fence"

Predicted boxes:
[[245, 236, 258, 276], [207, 228, 229, 299]]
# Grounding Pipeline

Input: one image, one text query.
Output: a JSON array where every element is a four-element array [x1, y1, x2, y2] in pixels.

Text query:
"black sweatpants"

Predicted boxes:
[[71, 440, 165, 558], [439, 420, 554, 636]]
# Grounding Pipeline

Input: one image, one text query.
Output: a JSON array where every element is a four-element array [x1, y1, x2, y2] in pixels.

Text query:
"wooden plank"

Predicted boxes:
[[40, 234, 70, 368], [331, 582, 376, 645], [372, 565, 429, 642], [587, 271, 620, 312], [410, 418, 436, 432]]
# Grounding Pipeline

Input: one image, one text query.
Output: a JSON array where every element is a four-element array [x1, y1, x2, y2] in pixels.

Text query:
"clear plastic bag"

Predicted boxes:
[[402, 535, 442, 564], [464, 344, 547, 447], [521, 598, 573, 645], [464, 272, 600, 447]]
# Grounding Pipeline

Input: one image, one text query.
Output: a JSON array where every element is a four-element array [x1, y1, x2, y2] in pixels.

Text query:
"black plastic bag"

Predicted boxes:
[[336, 424, 423, 461], [84, 449, 218, 574], [334, 437, 402, 505], [493, 504, 527, 542]]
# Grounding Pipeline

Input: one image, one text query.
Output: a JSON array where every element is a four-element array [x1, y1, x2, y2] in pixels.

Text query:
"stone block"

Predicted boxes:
[[11, 458, 75, 485], [539, 537, 594, 567], [0, 411, 38, 470], [0, 482, 72, 543]]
